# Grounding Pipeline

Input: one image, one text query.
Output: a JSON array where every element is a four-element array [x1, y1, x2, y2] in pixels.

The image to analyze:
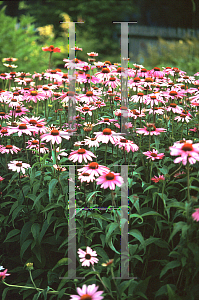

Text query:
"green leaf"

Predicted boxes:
[[2, 287, 10, 300], [160, 260, 181, 278], [42, 286, 50, 300], [49, 179, 58, 201], [20, 221, 32, 246], [31, 223, 40, 244], [33, 291, 42, 300], [33, 188, 48, 208], [102, 277, 111, 292], [105, 222, 119, 242], [94, 247, 110, 262], [52, 258, 68, 271], [4, 229, 20, 242], [129, 229, 146, 253], [169, 221, 188, 242], [107, 237, 120, 254], [130, 214, 143, 224], [144, 185, 158, 192], [20, 239, 32, 260]]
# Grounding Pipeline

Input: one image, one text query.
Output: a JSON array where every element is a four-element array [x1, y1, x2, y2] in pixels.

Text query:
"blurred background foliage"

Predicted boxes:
[[0, 0, 199, 74]]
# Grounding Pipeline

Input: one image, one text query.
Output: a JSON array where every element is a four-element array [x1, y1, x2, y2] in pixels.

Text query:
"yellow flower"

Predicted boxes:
[[26, 263, 34, 270], [37, 25, 54, 38], [60, 13, 71, 31]]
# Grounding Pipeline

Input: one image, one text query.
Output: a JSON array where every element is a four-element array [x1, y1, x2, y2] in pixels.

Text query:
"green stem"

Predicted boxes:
[[29, 270, 39, 291], [110, 266, 121, 300], [187, 159, 190, 203], [92, 265, 114, 298], [104, 143, 108, 165], [2, 281, 69, 295]]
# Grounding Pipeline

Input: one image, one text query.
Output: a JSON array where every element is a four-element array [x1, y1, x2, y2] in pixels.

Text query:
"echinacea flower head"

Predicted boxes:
[[77, 162, 110, 177], [136, 124, 167, 136], [8, 123, 37, 137], [70, 284, 104, 300], [151, 175, 165, 183], [192, 208, 199, 222], [143, 149, 165, 160], [41, 129, 70, 145], [102, 259, 114, 267], [78, 172, 96, 183], [7, 161, 31, 174], [0, 145, 21, 154], [169, 140, 199, 165], [94, 128, 121, 144], [87, 52, 98, 56], [0, 269, 10, 280], [42, 45, 61, 52], [68, 148, 96, 164], [77, 246, 99, 267], [96, 172, 124, 190]]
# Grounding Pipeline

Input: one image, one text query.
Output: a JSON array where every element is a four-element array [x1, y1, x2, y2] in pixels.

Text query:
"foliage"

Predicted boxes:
[[139, 37, 199, 75]]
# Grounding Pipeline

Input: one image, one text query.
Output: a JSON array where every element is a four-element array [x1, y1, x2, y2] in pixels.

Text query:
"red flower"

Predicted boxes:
[[42, 45, 60, 52]]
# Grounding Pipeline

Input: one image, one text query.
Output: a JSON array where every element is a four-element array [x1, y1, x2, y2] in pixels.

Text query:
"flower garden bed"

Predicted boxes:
[[1, 48, 199, 299]]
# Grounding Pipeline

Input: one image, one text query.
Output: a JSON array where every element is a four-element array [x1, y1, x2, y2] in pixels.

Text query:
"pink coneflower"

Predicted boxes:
[[77, 162, 110, 177], [96, 172, 124, 190], [23, 89, 46, 103], [10, 106, 29, 118], [116, 138, 139, 153], [78, 91, 100, 105], [8, 160, 31, 174], [63, 58, 87, 70], [164, 89, 185, 100], [0, 268, 10, 280], [104, 76, 120, 89], [166, 103, 183, 114], [96, 117, 118, 126], [77, 247, 99, 267], [87, 52, 98, 56], [94, 128, 121, 144], [0, 145, 21, 154], [70, 284, 104, 300], [84, 137, 100, 148], [0, 111, 10, 121], [42, 45, 61, 52], [71, 46, 82, 51], [149, 67, 164, 78], [143, 149, 165, 160], [51, 147, 68, 160], [173, 171, 186, 178], [169, 140, 199, 165], [0, 128, 10, 137], [174, 112, 192, 123], [151, 175, 165, 183], [144, 93, 165, 106], [41, 128, 70, 145], [76, 105, 97, 116], [147, 107, 165, 115], [8, 123, 37, 137], [192, 208, 199, 222], [136, 124, 167, 135], [26, 139, 49, 154], [129, 109, 146, 119], [20, 116, 46, 126], [78, 172, 96, 183], [68, 148, 96, 163]]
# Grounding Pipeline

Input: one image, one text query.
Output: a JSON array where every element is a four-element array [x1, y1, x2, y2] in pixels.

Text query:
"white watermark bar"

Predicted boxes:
[[59, 165, 135, 280], [63, 22, 84, 134], [113, 22, 137, 136]]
